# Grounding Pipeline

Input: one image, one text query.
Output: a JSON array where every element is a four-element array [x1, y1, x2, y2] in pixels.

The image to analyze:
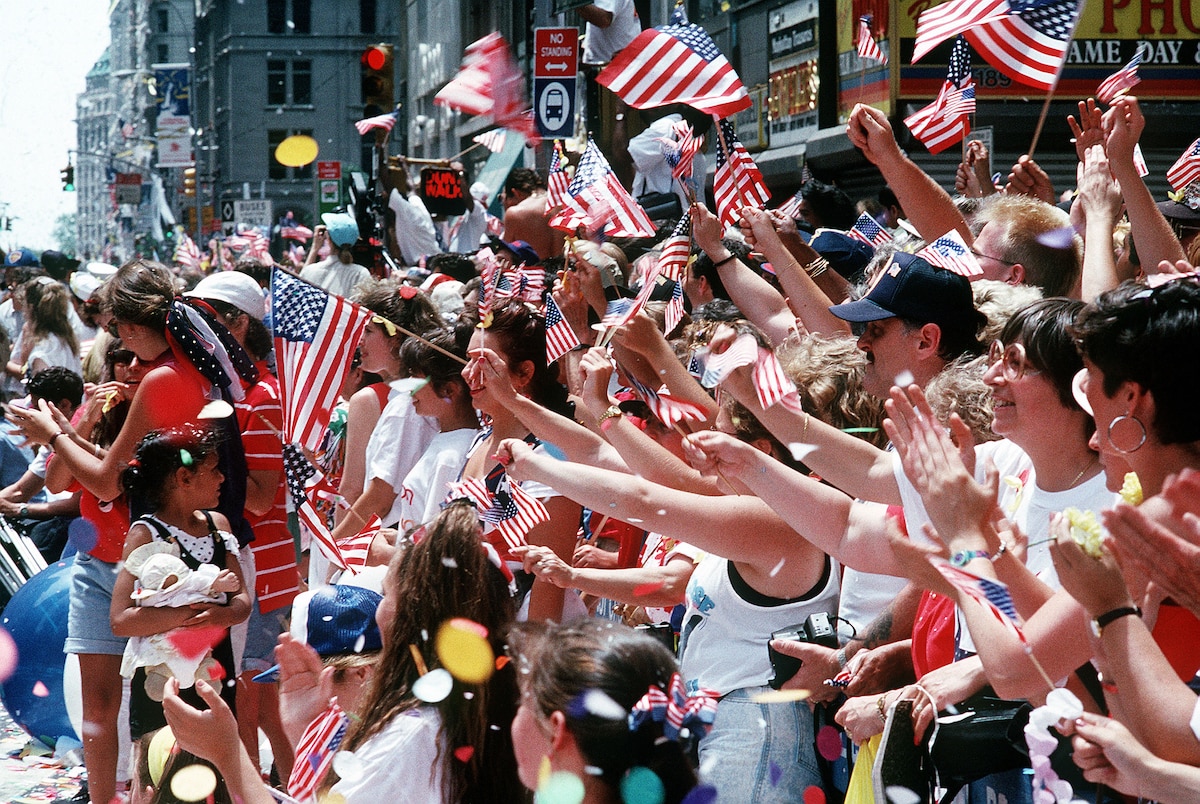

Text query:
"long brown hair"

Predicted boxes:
[[22, 278, 79, 357], [337, 502, 525, 803]]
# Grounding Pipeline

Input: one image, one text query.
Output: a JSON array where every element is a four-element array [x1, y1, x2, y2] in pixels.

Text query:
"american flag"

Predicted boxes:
[[916, 229, 984, 278], [279, 218, 314, 242], [544, 295, 580, 364], [848, 212, 893, 247], [622, 365, 709, 429], [546, 141, 571, 207], [336, 514, 380, 575], [905, 37, 976, 155], [912, 0, 1009, 63], [699, 333, 759, 389], [656, 216, 692, 282], [712, 119, 771, 228], [473, 129, 508, 153], [288, 701, 350, 803], [1096, 52, 1142, 104], [857, 15, 886, 65], [354, 111, 398, 135], [775, 192, 803, 220], [752, 347, 801, 411], [1167, 138, 1200, 192], [445, 476, 493, 510], [484, 478, 548, 551], [600, 297, 640, 329], [272, 268, 372, 451], [435, 33, 536, 142], [560, 138, 655, 238], [966, 0, 1080, 91], [597, 23, 752, 119], [283, 443, 346, 568], [664, 121, 703, 181], [933, 560, 1028, 646], [173, 233, 203, 270], [664, 279, 686, 336]]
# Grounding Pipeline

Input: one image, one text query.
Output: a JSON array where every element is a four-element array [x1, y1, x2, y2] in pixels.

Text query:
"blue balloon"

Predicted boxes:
[[0, 560, 78, 744]]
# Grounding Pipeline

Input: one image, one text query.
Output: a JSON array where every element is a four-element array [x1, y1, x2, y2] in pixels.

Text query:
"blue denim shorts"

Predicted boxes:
[[698, 685, 822, 804], [65, 551, 128, 656], [241, 597, 290, 675]]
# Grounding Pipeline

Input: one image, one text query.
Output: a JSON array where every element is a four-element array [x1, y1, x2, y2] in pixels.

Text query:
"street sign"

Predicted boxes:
[[234, 199, 274, 229], [317, 161, 343, 216], [115, 173, 143, 205], [534, 27, 578, 79], [534, 78, 576, 139]]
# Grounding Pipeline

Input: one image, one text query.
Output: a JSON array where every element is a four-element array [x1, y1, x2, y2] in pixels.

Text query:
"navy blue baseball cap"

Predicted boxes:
[[810, 229, 874, 282], [830, 252, 982, 336], [5, 248, 39, 268]]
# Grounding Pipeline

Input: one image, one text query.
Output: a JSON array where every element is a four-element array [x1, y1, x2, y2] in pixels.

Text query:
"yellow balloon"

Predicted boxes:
[[275, 134, 319, 167], [435, 618, 494, 684], [147, 726, 177, 786]]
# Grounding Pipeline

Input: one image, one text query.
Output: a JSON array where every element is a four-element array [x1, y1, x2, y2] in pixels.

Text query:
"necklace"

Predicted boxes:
[[1069, 455, 1098, 488]]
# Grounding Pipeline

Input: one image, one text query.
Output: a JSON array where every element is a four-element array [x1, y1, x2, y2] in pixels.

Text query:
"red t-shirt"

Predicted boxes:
[[235, 366, 298, 612]]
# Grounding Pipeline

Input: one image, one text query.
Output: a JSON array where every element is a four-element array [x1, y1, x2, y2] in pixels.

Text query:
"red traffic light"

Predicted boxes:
[[362, 46, 388, 71]]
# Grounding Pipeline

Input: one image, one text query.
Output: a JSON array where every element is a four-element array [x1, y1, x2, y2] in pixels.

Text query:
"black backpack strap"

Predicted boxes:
[[135, 514, 173, 543]]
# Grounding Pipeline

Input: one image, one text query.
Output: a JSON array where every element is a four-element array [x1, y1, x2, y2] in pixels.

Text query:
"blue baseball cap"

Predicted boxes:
[[5, 248, 39, 268], [810, 229, 874, 282], [321, 212, 361, 248], [252, 584, 383, 683], [830, 252, 983, 337]]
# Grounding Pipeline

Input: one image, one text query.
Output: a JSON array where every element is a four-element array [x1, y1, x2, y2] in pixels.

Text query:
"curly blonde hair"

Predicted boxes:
[[924, 355, 999, 446], [778, 334, 887, 449]]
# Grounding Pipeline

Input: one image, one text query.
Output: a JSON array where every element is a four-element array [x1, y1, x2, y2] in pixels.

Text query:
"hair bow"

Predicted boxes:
[[628, 672, 718, 740]]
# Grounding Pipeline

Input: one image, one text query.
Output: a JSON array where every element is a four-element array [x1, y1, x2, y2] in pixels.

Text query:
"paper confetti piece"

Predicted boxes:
[[412, 668, 454, 703], [435, 619, 495, 684], [751, 688, 811, 703], [620, 766, 665, 804], [169, 763, 218, 802]]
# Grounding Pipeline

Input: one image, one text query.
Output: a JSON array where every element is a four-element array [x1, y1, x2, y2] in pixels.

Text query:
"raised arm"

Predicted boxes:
[[847, 104, 972, 244], [717, 356, 900, 504], [1103, 97, 1186, 272], [690, 202, 798, 346], [497, 437, 819, 576], [513, 543, 694, 608], [1074, 144, 1126, 301], [739, 207, 851, 337]]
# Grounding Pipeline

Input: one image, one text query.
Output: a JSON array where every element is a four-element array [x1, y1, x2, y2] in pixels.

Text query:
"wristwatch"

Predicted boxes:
[[1091, 605, 1142, 638], [950, 549, 991, 567], [598, 405, 624, 428], [18, 504, 29, 519]]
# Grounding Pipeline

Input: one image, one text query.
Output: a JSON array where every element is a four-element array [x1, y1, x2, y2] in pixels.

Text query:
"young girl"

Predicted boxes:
[[109, 425, 250, 794], [387, 326, 479, 536]]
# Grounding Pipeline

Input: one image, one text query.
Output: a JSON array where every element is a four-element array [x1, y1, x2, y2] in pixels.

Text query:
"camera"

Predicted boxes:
[[766, 612, 839, 690]]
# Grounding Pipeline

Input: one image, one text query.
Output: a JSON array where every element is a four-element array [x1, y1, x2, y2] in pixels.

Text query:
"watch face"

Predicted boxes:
[[1090, 619, 1102, 638]]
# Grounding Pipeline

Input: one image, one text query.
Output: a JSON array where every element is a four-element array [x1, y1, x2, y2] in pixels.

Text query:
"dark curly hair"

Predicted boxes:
[[1071, 278, 1200, 445], [121, 425, 220, 511]]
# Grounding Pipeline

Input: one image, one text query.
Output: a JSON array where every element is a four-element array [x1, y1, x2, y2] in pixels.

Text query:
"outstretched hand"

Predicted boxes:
[[161, 677, 242, 770], [681, 430, 762, 480], [276, 633, 336, 745]]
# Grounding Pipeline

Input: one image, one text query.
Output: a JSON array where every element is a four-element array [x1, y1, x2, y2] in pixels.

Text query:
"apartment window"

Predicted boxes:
[[267, 60, 287, 106], [268, 129, 314, 180], [293, 61, 312, 105], [266, 60, 312, 107], [267, 0, 286, 34], [157, 43, 169, 63], [156, 7, 169, 32], [292, 0, 311, 33], [360, 0, 376, 34]]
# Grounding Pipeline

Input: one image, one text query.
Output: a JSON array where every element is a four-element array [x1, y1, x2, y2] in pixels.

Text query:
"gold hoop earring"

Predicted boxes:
[[1107, 413, 1147, 455]]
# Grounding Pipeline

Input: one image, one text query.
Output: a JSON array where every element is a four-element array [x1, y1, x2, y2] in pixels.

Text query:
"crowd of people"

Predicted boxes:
[[3, 88, 1200, 804]]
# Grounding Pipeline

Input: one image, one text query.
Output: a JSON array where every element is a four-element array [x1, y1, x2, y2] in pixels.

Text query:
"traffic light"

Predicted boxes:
[[360, 44, 394, 118], [60, 165, 75, 192], [183, 167, 197, 197]]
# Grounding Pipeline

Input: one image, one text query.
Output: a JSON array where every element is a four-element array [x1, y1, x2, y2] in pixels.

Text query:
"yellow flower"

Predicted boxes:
[[1064, 507, 1104, 559], [1119, 472, 1143, 506]]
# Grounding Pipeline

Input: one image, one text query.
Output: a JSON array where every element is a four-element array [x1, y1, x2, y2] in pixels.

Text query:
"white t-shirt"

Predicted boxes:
[[388, 427, 479, 533], [330, 708, 445, 803], [680, 552, 840, 695], [583, 0, 641, 65], [300, 256, 371, 299], [367, 378, 439, 497], [638, 534, 702, 624], [628, 114, 707, 210], [26, 333, 83, 376], [389, 189, 442, 266]]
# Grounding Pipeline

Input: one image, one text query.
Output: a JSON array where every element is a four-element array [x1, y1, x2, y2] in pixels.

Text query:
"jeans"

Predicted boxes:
[[698, 685, 822, 803]]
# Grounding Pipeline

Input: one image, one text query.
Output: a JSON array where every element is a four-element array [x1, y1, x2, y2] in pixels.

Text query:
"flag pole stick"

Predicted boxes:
[[394, 323, 469, 364], [1026, 4, 1084, 160], [448, 141, 487, 163]]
